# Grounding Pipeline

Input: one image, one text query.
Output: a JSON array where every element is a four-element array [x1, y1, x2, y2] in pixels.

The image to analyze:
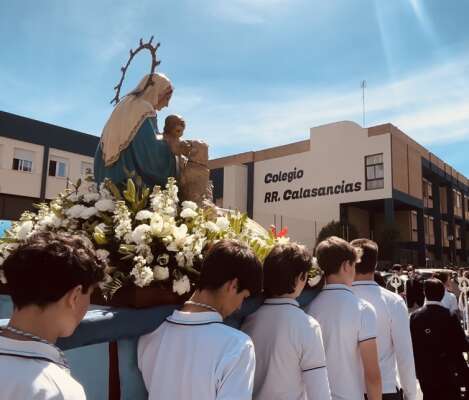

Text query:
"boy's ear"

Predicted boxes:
[[225, 278, 239, 293], [64, 285, 83, 309]]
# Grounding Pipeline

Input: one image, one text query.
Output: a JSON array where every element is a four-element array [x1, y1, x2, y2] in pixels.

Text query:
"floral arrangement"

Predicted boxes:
[[0, 177, 316, 299]]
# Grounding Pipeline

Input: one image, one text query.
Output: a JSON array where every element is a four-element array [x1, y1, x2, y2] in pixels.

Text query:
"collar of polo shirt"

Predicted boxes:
[[425, 300, 444, 307], [323, 283, 354, 293], [166, 310, 223, 325], [263, 298, 300, 307], [352, 280, 378, 287], [0, 335, 66, 368]]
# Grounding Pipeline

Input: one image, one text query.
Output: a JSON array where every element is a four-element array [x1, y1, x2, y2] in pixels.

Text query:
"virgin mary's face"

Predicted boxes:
[[155, 87, 173, 110]]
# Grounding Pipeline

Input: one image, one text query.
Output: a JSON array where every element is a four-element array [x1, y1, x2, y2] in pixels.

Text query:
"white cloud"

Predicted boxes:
[[169, 52, 469, 159]]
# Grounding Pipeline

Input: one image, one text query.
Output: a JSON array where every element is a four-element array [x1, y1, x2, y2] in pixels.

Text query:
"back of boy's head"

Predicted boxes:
[[3, 231, 104, 309], [315, 236, 358, 277], [424, 278, 445, 302], [263, 243, 311, 297], [350, 238, 378, 274], [198, 239, 262, 296]]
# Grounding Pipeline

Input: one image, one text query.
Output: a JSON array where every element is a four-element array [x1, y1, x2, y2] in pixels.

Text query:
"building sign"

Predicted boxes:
[[263, 168, 362, 203]]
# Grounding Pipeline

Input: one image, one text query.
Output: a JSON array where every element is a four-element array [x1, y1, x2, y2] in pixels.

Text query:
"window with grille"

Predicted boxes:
[[365, 153, 384, 190], [49, 157, 68, 178], [12, 148, 34, 172]]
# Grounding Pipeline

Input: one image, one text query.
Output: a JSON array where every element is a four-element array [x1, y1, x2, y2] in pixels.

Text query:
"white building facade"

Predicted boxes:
[[209, 121, 469, 266]]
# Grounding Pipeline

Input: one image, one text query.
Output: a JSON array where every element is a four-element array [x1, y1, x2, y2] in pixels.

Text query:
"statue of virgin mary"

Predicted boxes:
[[94, 73, 176, 188]]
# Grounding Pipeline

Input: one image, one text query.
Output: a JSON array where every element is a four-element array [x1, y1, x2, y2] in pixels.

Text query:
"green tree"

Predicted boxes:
[[375, 222, 400, 263], [316, 220, 358, 245]]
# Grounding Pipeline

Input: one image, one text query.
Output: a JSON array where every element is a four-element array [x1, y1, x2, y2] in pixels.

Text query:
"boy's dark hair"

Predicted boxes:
[[199, 239, 262, 296], [3, 231, 104, 309], [315, 236, 358, 277], [263, 243, 311, 297], [424, 278, 445, 302], [434, 270, 450, 284], [392, 264, 402, 272], [350, 238, 378, 274]]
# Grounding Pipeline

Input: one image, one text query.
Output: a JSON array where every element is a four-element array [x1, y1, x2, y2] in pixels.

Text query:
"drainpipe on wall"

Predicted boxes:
[[39, 145, 50, 201]]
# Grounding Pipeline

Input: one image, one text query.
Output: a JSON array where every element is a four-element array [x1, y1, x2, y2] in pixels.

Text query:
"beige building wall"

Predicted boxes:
[[45, 147, 94, 199], [0, 137, 43, 198]]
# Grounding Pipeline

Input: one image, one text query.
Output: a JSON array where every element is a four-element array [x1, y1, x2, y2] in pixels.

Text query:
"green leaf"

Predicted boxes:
[[123, 179, 136, 204]]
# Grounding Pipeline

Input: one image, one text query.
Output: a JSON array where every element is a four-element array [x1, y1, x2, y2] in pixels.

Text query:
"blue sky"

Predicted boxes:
[[1, 0, 469, 175]]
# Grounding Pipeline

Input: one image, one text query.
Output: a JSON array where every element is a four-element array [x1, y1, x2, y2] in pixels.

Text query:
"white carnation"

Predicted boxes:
[[96, 249, 110, 263], [83, 192, 100, 203], [37, 213, 62, 229], [17, 220, 34, 240], [136, 210, 153, 221], [80, 207, 98, 220], [153, 266, 170, 281], [95, 199, 115, 212], [173, 275, 191, 295], [216, 217, 230, 231], [130, 265, 154, 287], [181, 201, 197, 211], [180, 208, 198, 219], [131, 224, 151, 245], [67, 204, 86, 219]]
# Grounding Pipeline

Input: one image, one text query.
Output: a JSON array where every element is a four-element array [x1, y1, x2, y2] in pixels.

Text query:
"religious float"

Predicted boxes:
[[0, 37, 321, 308]]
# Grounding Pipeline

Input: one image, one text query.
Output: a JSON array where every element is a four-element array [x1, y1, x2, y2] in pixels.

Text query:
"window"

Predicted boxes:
[[12, 148, 34, 172], [49, 157, 68, 178], [423, 179, 433, 208], [453, 189, 463, 217], [429, 216, 435, 245], [81, 161, 93, 176], [424, 215, 435, 245], [365, 153, 384, 190], [442, 221, 449, 247]]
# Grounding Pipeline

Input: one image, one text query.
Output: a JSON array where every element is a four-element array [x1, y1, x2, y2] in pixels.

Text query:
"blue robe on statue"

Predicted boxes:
[[94, 117, 177, 189]]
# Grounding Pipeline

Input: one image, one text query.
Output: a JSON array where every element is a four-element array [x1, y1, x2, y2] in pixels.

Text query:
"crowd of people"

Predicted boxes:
[[0, 231, 468, 399]]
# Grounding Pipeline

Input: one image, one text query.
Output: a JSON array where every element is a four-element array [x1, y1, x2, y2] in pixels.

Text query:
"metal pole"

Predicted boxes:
[[361, 80, 367, 127]]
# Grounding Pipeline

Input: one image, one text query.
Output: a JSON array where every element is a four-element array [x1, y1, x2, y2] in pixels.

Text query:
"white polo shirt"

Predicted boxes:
[[441, 289, 458, 313], [306, 284, 377, 400], [138, 310, 256, 400], [241, 297, 331, 400], [352, 280, 417, 399], [0, 335, 86, 399]]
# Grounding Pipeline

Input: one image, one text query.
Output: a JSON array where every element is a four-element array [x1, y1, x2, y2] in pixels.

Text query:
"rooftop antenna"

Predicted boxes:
[[361, 80, 367, 127]]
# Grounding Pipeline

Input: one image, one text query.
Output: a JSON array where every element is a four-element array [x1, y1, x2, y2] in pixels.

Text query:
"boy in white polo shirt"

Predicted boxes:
[[0, 231, 105, 399], [242, 243, 331, 400], [138, 239, 263, 400], [351, 239, 417, 400], [306, 236, 381, 400]]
